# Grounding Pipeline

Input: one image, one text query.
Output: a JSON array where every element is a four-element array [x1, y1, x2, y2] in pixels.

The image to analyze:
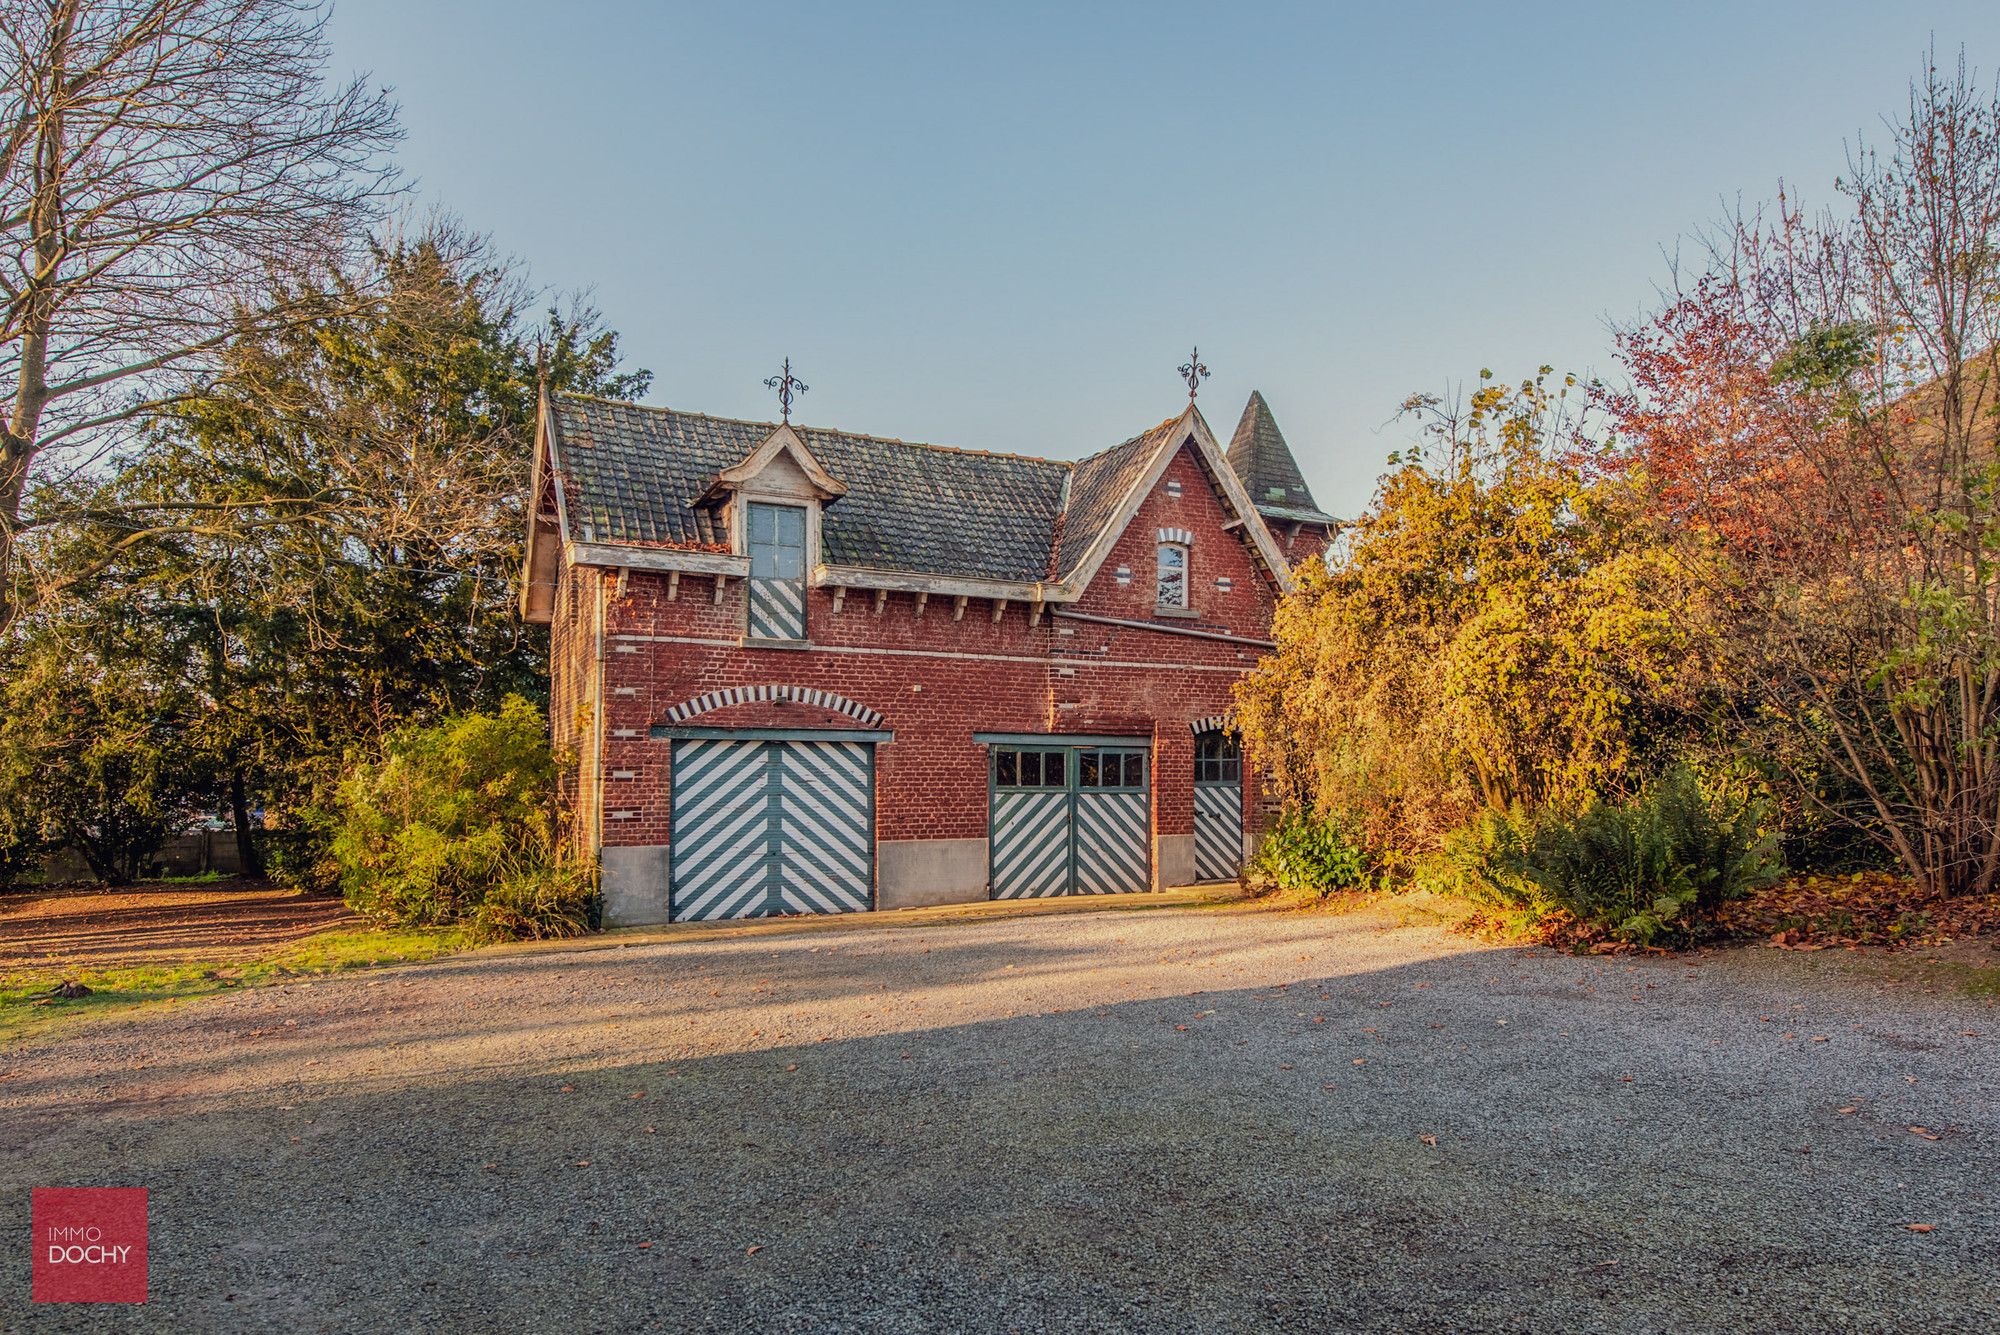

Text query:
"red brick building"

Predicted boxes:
[[522, 385, 1337, 926]]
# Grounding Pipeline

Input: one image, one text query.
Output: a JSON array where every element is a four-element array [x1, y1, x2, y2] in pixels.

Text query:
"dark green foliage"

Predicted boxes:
[[1769, 321, 1878, 393], [325, 697, 591, 939], [1248, 809, 1372, 895], [1441, 766, 1784, 946], [0, 639, 210, 885]]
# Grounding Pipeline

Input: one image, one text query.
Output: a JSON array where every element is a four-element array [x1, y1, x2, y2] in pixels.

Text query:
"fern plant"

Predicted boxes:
[[1442, 766, 1783, 945]]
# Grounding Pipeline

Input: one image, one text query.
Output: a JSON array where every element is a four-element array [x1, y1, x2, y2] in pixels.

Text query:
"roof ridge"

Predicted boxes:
[[555, 390, 1071, 469], [1071, 415, 1182, 466]]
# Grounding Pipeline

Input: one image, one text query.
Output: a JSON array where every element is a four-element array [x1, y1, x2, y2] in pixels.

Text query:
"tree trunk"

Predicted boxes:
[[0, 439, 27, 632], [229, 769, 263, 878]]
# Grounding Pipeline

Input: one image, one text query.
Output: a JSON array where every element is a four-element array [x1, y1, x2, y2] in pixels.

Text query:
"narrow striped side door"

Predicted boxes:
[[669, 739, 774, 921], [774, 741, 873, 914], [991, 791, 1071, 898], [1194, 782, 1244, 880], [1073, 789, 1150, 893]]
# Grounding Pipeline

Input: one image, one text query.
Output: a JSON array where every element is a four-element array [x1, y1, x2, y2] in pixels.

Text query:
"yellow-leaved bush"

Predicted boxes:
[[326, 695, 593, 939], [1234, 370, 1718, 882]]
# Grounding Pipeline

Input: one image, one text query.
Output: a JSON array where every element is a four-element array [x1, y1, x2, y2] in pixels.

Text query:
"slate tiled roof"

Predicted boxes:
[[552, 393, 1161, 584], [1227, 391, 1338, 526], [1051, 419, 1181, 580]]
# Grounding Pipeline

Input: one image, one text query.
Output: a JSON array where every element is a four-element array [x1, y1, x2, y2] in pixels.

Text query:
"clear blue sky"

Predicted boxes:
[[329, 2, 2000, 518]]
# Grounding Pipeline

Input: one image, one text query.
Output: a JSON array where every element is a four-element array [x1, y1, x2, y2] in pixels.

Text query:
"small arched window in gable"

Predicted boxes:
[[1156, 541, 1189, 609]]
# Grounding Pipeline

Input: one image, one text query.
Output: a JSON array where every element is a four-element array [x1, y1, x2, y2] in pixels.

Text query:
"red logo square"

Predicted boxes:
[[32, 1187, 148, 1304]]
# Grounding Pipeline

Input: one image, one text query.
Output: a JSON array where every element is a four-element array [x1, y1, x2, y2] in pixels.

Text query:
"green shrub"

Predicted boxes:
[[1428, 807, 1557, 922], [1248, 809, 1372, 896], [260, 819, 343, 897], [474, 862, 597, 940], [325, 697, 592, 938], [1440, 765, 1783, 946]]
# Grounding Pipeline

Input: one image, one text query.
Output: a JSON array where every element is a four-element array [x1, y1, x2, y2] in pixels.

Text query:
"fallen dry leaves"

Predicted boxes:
[[1716, 872, 2000, 950]]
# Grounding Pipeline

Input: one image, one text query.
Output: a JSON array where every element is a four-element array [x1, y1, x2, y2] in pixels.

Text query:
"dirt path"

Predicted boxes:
[[1, 898, 1994, 1332], [0, 880, 358, 971]]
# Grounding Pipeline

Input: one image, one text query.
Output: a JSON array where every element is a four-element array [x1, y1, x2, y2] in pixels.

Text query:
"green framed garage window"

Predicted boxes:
[[1079, 749, 1144, 788], [994, 748, 1067, 789]]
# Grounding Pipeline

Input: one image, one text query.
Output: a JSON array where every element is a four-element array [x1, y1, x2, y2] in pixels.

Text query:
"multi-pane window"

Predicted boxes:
[[1156, 542, 1188, 609], [994, 748, 1066, 789], [1079, 749, 1145, 789], [748, 502, 805, 580], [745, 502, 807, 641], [1194, 732, 1241, 784]]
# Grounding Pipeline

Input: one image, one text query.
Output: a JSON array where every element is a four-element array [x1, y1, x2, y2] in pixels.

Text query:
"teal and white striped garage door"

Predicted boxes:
[[990, 744, 1150, 898], [1194, 731, 1244, 881], [669, 737, 875, 921]]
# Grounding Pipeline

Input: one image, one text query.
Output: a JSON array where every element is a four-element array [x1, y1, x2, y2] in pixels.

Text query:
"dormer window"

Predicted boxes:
[[1156, 541, 1188, 610], [703, 422, 845, 648], [746, 501, 807, 641]]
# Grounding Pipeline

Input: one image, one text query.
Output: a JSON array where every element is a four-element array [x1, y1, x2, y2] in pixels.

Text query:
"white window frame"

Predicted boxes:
[[1155, 540, 1190, 611]]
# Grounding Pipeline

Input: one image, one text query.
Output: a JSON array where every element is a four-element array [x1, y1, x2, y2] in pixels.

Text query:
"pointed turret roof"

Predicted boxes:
[[1227, 391, 1338, 526]]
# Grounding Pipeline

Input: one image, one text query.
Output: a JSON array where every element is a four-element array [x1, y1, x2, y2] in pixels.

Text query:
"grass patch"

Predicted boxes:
[[152, 869, 229, 886], [0, 923, 473, 1047], [1926, 960, 2000, 999]]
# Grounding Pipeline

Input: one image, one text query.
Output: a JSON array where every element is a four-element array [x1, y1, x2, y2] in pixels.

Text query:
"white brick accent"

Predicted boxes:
[[662, 683, 884, 728]]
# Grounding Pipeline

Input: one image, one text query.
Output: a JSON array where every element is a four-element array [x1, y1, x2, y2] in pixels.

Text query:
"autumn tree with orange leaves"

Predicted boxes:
[[1612, 50, 2000, 897]]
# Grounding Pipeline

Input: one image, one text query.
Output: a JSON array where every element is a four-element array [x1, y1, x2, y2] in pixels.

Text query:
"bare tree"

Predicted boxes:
[[0, 0, 399, 629]]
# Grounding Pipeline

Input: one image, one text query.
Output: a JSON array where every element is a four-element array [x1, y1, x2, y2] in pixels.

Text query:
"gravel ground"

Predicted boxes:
[[2, 897, 1995, 1333]]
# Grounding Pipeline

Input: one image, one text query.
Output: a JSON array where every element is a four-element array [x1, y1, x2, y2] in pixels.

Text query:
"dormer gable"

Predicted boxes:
[[704, 423, 847, 505]]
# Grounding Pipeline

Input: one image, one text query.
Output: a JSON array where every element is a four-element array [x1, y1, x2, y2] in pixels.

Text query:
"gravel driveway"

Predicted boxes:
[[2, 898, 1995, 1333]]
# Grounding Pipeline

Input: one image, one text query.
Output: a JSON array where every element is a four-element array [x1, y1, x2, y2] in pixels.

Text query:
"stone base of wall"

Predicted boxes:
[[878, 837, 989, 909], [1153, 833, 1195, 889], [600, 845, 670, 928]]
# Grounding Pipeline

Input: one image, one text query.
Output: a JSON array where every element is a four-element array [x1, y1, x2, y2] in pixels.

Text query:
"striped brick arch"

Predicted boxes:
[[663, 684, 884, 728]]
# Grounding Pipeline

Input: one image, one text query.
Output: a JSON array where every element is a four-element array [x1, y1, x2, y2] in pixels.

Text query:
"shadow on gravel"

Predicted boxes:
[[3, 925, 1995, 1334]]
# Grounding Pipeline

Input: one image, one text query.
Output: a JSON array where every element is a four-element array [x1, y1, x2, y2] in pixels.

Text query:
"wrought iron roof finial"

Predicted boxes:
[[1179, 347, 1210, 400], [764, 357, 809, 423]]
